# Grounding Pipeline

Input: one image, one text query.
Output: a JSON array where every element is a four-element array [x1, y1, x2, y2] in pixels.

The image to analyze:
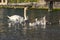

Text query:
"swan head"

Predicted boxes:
[[35, 18, 38, 21]]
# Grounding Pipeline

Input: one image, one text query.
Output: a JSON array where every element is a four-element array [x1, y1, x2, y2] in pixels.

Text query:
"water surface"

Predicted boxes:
[[0, 8, 60, 40]]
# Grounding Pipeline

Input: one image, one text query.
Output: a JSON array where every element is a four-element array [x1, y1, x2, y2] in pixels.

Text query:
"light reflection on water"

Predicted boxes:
[[0, 24, 60, 40]]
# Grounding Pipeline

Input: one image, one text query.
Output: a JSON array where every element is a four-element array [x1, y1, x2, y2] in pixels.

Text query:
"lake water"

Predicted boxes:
[[0, 8, 60, 40]]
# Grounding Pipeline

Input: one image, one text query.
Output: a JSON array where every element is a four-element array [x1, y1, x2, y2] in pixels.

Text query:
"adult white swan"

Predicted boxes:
[[7, 15, 24, 28], [8, 15, 24, 23]]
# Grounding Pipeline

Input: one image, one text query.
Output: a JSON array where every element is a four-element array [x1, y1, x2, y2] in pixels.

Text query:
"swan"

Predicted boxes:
[[40, 16, 46, 25], [36, 16, 46, 26], [40, 16, 46, 29], [7, 15, 29, 27], [7, 15, 24, 22], [29, 18, 40, 26], [29, 16, 46, 29], [29, 22, 37, 26], [35, 18, 40, 25], [7, 15, 24, 28]]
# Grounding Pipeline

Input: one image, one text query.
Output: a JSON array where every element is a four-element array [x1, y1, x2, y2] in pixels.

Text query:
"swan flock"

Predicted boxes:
[[7, 15, 46, 29]]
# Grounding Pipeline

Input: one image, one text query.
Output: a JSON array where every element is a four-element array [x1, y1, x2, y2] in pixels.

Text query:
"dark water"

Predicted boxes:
[[0, 8, 60, 40]]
